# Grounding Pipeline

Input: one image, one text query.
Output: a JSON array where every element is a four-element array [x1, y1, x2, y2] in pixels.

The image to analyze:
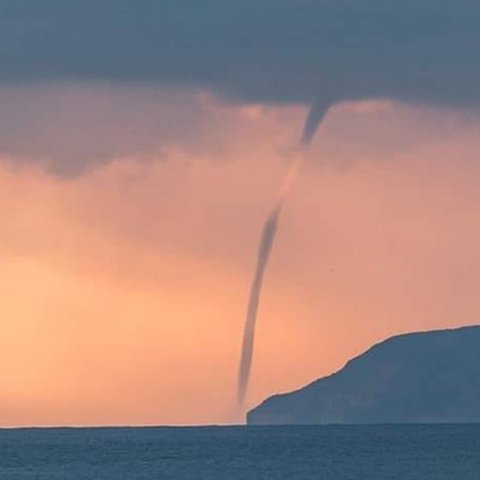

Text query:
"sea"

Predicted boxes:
[[1, 424, 479, 479]]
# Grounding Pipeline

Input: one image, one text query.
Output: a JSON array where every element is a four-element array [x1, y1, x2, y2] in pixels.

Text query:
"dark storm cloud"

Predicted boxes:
[[1, 0, 480, 174], [1, 0, 480, 109]]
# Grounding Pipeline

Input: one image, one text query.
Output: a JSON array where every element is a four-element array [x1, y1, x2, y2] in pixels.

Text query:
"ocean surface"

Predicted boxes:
[[1, 424, 479, 479]]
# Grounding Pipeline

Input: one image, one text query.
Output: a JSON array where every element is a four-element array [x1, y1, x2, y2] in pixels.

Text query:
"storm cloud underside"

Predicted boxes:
[[1, 1, 480, 173], [1, 0, 480, 108]]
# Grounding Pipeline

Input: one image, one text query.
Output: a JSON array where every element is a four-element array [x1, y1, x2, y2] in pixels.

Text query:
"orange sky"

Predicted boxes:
[[1, 92, 480, 426]]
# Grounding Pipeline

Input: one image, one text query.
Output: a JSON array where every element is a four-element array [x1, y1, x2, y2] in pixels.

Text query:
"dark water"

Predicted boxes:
[[1, 425, 479, 479]]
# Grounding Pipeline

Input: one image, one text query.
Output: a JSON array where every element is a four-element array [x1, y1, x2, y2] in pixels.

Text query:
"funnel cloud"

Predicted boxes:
[[237, 203, 281, 406], [237, 103, 328, 409], [301, 99, 332, 148]]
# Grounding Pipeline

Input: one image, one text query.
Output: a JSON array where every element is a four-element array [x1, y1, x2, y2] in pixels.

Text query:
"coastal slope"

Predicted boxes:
[[248, 325, 480, 425]]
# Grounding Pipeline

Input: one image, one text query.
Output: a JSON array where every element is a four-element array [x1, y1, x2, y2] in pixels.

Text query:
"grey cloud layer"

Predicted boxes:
[[1, 0, 480, 108], [1, 0, 479, 174], [0, 85, 222, 175]]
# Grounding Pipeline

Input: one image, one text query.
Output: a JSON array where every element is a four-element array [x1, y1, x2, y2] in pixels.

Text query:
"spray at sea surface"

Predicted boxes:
[[236, 101, 329, 409]]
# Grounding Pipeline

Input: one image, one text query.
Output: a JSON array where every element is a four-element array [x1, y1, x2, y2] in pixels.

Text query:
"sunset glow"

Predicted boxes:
[[1, 92, 480, 426]]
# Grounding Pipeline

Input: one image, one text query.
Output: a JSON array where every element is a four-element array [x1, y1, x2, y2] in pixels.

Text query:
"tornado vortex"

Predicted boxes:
[[236, 100, 329, 410]]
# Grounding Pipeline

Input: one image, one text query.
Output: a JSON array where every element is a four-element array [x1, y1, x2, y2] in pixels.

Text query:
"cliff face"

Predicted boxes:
[[248, 325, 480, 425]]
